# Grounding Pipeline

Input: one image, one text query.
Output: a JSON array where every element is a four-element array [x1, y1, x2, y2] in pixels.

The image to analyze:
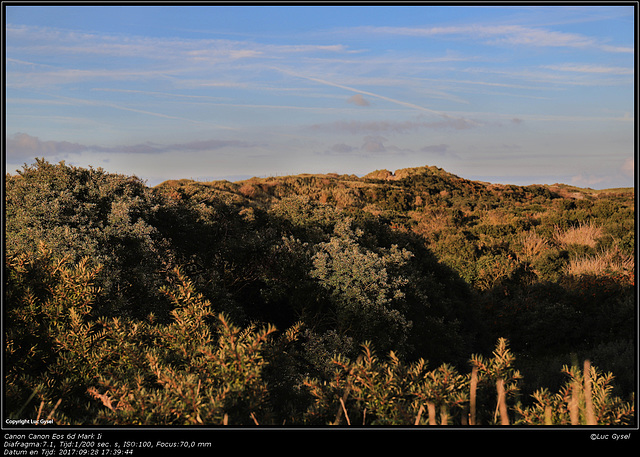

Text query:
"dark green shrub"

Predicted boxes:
[[5, 160, 634, 426], [533, 248, 569, 281], [6, 159, 169, 319], [309, 219, 413, 355], [5, 244, 106, 422]]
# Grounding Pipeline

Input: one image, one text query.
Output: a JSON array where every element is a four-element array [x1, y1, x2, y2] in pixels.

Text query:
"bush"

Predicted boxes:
[[533, 248, 569, 281], [309, 219, 413, 355], [6, 159, 169, 319], [5, 244, 107, 423], [5, 160, 634, 425], [304, 338, 634, 426], [5, 247, 280, 425]]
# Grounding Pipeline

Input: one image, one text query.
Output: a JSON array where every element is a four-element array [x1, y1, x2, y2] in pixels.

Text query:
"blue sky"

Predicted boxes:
[[5, 4, 636, 188]]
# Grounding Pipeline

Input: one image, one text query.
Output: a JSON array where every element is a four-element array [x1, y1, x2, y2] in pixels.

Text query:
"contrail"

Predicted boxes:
[[93, 88, 365, 112], [272, 66, 480, 125], [33, 91, 237, 130]]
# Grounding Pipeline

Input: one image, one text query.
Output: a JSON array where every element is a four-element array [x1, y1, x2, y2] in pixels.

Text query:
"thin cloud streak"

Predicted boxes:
[[350, 23, 632, 52], [6, 23, 359, 63], [412, 76, 563, 92], [35, 92, 236, 130], [461, 67, 632, 87], [273, 67, 480, 125], [310, 118, 477, 134], [6, 132, 261, 160], [541, 64, 634, 74], [92, 88, 371, 112]]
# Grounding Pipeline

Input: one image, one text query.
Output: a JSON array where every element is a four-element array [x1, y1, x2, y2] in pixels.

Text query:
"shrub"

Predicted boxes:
[[309, 219, 413, 355], [5, 247, 281, 425], [515, 361, 634, 425], [304, 338, 634, 425], [5, 243, 106, 423], [5, 160, 634, 426], [5, 159, 169, 319], [533, 248, 569, 281]]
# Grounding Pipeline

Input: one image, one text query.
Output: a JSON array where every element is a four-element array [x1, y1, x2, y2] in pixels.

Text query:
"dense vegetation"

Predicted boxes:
[[4, 159, 635, 426]]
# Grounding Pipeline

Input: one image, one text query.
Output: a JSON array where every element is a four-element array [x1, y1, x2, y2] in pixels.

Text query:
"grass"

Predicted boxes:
[[565, 247, 634, 277], [518, 230, 549, 260], [553, 221, 603, 248]]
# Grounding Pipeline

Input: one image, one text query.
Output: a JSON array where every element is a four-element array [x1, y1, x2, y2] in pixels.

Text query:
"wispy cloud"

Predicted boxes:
[[6, 23, 357, 63], [310, 117, 477, 135], [324, 138, 461, 159], [347, 94, 370, 106], [329, 143, 357, 154], [621, 157, 634, 177], [35, 92, 236, 129], [361, 135, 388, 153], [412, 76, 562, 92], [461, 66, 632, 87], [92, 88, 228, 101], [351, 23, 632, 53], [323, 136, 409, 157], [421, 143, 461, 160], [7, 67, 180, 88], [6, 132, 261, 161], [92, 88, 367, 113], [6, 24, 258, 60], [275, 67, 479, 126], [571, 173, 608, 187], [6, 133, 87, 159], [599, 44, 634, 53], [541, 64, 634, 75]]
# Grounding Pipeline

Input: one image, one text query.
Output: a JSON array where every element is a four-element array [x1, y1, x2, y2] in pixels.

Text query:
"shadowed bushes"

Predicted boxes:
[[4, 159, 635, 425]]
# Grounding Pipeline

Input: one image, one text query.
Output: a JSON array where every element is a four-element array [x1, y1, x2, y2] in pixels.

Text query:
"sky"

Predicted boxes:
[[4, 3, 636, 188]]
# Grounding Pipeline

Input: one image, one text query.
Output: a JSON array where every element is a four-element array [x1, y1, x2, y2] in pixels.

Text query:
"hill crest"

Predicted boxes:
[[155, 164, 633, 205]]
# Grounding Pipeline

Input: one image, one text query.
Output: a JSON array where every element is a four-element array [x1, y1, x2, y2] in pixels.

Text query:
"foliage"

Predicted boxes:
[[4, 246, 634, 425], [4, 159, 635, 426], [309, 219, 413, 354], [5, 247, 277, 425], [304, 338, 633, 426], [515, 361, 635, 425], [5, 243, 103, 424], [5, 159, 169, 320]]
